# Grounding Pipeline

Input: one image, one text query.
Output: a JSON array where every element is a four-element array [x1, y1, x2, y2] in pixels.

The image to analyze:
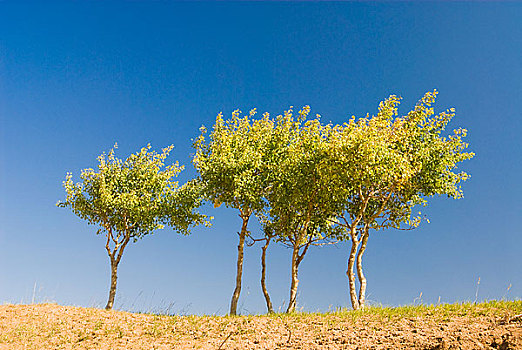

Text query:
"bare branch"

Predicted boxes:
[[245, 232, 266, 247], [297, 235, 314, 265], [311, 239, 339, 247], [218, 330, 237, 350]]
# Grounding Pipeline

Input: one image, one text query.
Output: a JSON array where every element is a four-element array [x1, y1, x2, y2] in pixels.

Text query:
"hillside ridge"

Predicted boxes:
[[1, 301, 521, 349]]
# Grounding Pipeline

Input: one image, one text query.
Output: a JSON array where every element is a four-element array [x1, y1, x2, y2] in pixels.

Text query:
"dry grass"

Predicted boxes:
[[0, 300, 521, 349]]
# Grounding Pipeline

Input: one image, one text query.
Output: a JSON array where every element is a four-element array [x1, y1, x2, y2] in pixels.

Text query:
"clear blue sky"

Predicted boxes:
[[1, 2, 521, 315]]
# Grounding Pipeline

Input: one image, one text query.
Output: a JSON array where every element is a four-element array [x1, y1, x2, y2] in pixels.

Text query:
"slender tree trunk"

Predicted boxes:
[[105, 258, 118, 310], [347, 229, 360, 310], [286, 242, 301, 313], [260, 236, 274, 313], [286, 227, 313, 314], [356, 228, 369, 309], [104, 227, 130, 311], [102, 221, 131, 311], [230, 215, 250, 315]]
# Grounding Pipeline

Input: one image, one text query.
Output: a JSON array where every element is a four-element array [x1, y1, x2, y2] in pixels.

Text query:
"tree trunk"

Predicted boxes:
[[105, 258, 118, 310], [229, 215, 250, 315], [347, 230, 360, 310], [286, 243, 301, 313], [356, 228, 369, 309], [260, 236, 274, 313], [103, 223, 130, 311]]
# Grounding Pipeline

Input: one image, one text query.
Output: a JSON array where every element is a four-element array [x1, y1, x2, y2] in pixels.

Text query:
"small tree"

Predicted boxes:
[[258, 226, 275, 313], [58, 144, 208, 310], [264, 107, 344, 313], [193, 109, 274, 315], [330, 91, 474, 310]]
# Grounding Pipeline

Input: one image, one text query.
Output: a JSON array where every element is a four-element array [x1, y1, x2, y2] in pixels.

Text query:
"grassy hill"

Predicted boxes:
[[1, 300, 521, 349]]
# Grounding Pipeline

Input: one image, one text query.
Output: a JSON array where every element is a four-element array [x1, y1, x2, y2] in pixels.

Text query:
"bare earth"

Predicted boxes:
[[0, 302, 521, 349]]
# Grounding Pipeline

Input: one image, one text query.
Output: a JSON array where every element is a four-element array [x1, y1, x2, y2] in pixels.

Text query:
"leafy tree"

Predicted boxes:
[[263, 107, 344, 313], [193, 109, 274, 315], [58, 144, 208, 310], [330, 91, 474, 310]]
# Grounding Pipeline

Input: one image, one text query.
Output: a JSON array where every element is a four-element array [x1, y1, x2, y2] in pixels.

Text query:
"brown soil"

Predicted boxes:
[[0, 303, 521, 349]]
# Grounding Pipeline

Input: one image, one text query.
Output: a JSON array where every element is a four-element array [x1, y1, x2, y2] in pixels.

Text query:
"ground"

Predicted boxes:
[[0, 301, 521, 349]]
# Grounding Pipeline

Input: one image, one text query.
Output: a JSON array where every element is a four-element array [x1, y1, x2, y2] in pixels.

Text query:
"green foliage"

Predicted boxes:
[[193, 109, 274, 215], [331, 90, 474, 234], [263, 106, 344, 245], [58, 143, 209, 240]]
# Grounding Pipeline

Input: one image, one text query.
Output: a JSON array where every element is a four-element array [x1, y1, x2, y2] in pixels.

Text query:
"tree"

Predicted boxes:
[[329, 91, 474, 310], [57, 144, 208, 310], [263, 107, 344, 313], [193, 109, 274, 315]]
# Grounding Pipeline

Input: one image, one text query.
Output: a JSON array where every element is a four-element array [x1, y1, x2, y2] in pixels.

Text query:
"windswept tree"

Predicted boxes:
[[258, 224, 276, 313], [264, 107, 344, 313], [58, 144, 208, 310], [193, 109, 274, 315], [330, 91, 474, 310]]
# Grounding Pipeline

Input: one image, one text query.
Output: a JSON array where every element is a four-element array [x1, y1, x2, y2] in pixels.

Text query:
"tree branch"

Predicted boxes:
[[296, 234, 313, 266], [368, 188, 394, 222]]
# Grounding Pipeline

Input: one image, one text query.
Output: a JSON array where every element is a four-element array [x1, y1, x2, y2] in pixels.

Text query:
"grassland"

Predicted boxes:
[[0, 300, 521, 349]]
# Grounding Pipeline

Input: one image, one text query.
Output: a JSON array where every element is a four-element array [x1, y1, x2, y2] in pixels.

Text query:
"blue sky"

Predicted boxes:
[[1, 2, 521, 315]]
